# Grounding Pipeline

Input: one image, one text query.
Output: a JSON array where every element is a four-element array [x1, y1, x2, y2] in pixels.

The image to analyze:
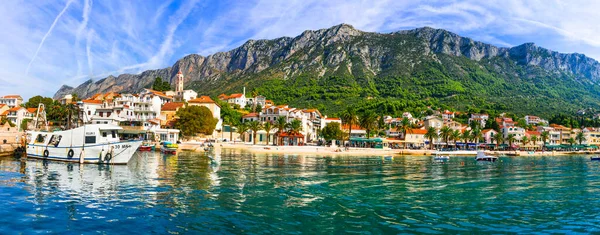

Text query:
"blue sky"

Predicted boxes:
[[2, 0, 600, 99]]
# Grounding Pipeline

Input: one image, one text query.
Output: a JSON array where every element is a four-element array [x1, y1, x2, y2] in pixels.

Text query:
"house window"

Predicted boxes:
[[102, 132, 107, 137], [99, 112, 103, 117], [112, 131, 117, 138]]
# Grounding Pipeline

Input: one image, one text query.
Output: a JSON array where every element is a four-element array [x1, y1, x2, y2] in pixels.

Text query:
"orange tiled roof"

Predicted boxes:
[[82, 99, 102, 104], [326, 117, 341, 121], [526, 131, 541, 136], [229, 93, 244, 98], [189, 96, 217, 104], [26, 108, 39, 113], [2, 95, 22, 99], [161, 102, 185, 111], [0, 104, 5, 108], [7, 107, 21, 112], [243, 113, 259, 118], [0, 111, 8, 116], [409, 129, 428, 134]]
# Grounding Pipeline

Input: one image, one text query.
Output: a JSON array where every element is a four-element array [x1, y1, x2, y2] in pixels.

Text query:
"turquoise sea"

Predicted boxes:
[[1, 150, 600, 234]]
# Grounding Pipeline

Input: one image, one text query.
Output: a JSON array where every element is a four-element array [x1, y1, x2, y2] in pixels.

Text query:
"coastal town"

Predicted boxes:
[[1, 70, 599, 156]]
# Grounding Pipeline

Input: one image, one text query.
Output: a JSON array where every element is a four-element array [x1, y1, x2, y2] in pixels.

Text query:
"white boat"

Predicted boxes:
[[433, 153, 450, 160], [26, 124, 142, 164], [476, 151, 498, 162]]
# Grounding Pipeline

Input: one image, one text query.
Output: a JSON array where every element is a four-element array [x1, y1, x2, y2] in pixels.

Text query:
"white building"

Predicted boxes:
[[524, 115, 548, 126], [0, 95, 23, 108], [468, 113, 489, 128], [218, 88, 247, 108]]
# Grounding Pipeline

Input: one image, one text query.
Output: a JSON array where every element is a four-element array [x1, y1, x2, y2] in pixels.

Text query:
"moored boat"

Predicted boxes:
[[476, 151, 498, 162], [160, 141, 178, 154], [591, 156, 600, 161], [138, 142, 154, 151], [26, 124, 142, 164]]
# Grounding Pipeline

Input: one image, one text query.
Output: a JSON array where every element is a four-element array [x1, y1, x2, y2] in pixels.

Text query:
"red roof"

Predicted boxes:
[[177, 70, 182, 75], [161, 102, 185, 111], [7, 107, 21, 112], [278, 132, 304, 137], [482, 129, 496, 134], [146, 89, 170, 98], [0, 104, 5, 108], [26, 108, 39, 113], [82, 99, 102, 104], [0, 111, 7, 116], [228, 93, 244, 99], [526, 131, 541, 136], [189, 96, 216, 104], [2, 95, 22, 99], [326, 117, 341, 121], [409, 129, 427, 134], [243, 113, 259, 118]]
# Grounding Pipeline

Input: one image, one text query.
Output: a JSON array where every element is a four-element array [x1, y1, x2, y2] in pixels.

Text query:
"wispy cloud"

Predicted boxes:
[[25, 0, 75, 75], [4, 0, 600, 99]]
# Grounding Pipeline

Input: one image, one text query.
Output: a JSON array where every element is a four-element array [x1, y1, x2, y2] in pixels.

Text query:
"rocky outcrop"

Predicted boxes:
[[54, 24, 600, 99]]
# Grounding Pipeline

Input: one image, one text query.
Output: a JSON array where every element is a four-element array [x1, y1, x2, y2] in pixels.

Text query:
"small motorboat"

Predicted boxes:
[[591, 156, 600, 161], [138, 143, 154, 151], [476, 151, 498, 162], [160, 141, 178, 154], [434, 154, 450, 161]]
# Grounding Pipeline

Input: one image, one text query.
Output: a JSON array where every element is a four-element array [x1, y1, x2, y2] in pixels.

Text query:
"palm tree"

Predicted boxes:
[[358, 111, 377, 139], [530, 135, 538, 149], [540, 131, 549, 148], [506, 134, 516, 150], [424, 127, 438, 150], [521, 136, 529, 149], [263, 121, 274, 145], [289, 119, 302, 134], [341, 107, 358, 141], [440, 126, 452, 148], [236, 122, 249, 142], [451, 130, 461, 149], [400, 118, 413, 147], [461, 130, 471, 150], [247, 121, 263, 145], [471, 128, 482, 149], [275, 116, 288, 145], [224, 116, 235, 142], [576, 132, 586, 145], [493, 133, 504, 149], [567, 137, 576, 150]]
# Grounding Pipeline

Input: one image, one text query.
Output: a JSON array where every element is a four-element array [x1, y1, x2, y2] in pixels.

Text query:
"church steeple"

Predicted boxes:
[[175, 70, 184, 92]]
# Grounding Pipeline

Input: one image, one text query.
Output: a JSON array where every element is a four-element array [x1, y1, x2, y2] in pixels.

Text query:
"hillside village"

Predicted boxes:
[[2, 71, 600, 151]]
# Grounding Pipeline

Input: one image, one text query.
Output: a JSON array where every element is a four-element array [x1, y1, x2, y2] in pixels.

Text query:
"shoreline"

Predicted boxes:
[[179, 142, 600, 157]]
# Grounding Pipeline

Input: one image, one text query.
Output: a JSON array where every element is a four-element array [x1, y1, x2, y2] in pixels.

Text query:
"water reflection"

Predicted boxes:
[[2, 151, 600, 233]]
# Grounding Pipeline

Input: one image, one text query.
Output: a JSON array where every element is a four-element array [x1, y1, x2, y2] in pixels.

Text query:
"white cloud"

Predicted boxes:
[[3, 0, 600, 100]]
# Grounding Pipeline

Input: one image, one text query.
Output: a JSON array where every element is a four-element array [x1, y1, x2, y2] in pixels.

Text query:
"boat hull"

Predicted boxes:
[[26, 140, 142, 164], [139, 146, 153, 151], [160, 147, 177, 154]]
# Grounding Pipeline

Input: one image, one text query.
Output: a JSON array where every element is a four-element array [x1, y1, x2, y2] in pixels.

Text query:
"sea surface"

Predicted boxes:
[[1, 150, 600, 234]]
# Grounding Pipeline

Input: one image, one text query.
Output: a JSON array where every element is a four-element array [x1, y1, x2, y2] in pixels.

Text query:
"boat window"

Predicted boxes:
[[50, 135, 62, 147], [35, 134, 46, 144], [102, 132, 107, 137], [111, 130, 117, 138], [85, 136, 96, 144]]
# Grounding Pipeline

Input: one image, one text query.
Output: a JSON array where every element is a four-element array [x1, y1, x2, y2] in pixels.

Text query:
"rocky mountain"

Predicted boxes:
[[54, 24, 600, 116]]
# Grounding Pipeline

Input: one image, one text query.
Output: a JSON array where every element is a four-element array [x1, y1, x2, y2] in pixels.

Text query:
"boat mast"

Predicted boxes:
[[33, 103, 48, 131]]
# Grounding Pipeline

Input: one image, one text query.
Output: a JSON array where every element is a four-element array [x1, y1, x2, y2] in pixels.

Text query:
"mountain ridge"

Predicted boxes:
[[54, 24, 600, 116]]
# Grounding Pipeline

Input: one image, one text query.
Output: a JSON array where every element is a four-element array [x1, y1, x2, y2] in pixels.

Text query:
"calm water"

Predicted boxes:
[[2, 150, 600, 234]]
